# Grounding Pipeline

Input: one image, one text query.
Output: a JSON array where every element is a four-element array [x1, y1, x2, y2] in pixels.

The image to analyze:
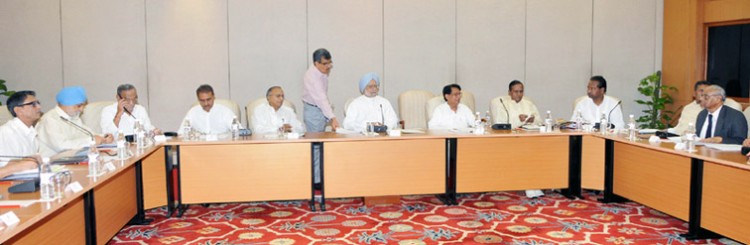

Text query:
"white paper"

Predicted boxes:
[[401, 129, 425, 134], [334, 128, 359, 135], [704, 143, 742, 152], [0, 200, 37, 208]]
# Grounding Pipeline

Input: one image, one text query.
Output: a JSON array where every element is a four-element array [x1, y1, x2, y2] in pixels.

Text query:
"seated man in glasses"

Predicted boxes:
[[0, 91, 43, 178], [695, 85, 747, 144]]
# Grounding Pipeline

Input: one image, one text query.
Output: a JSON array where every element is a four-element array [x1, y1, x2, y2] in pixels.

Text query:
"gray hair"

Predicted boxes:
[[116, 84, 136, 96], [707, 85, 726, 101], [266, 86, 282, 97]]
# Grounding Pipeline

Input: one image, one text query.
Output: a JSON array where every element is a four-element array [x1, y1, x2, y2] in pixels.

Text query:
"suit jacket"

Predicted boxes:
[[695, 106, 748, 144]]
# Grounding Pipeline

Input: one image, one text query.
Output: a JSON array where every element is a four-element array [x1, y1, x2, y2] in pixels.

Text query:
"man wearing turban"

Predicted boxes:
[[37, 86, 113, 156], [342, 72, 399, 132]]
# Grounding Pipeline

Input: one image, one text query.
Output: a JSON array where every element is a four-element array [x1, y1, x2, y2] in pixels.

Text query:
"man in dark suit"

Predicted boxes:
[[696, 85, 748, 144]]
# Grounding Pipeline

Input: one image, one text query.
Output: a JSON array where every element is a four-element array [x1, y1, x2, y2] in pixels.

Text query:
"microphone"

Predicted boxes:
[[380, 104, 385, 125], [60, 116, 95, 141], [607, 101, 622, 129], [374, 104, 388, 133], [492, 98, 512, 130]]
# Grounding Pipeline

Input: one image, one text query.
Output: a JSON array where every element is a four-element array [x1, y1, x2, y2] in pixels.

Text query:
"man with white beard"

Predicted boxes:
[[37, 86, 113, 156]]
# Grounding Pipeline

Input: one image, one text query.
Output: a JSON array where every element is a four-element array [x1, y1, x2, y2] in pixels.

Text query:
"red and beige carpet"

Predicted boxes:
[[109, 191, 741, 244]]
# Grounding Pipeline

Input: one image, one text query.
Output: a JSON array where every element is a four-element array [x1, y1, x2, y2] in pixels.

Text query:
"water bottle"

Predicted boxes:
[[685, 123, 697, 152], [575, 109, 583, 131], [544, 110, 553, 132], [40, 157, 55, 201], [599, 113, 608, 134], [134, 119, 145, 150], [116, 130, 127, 160], [628, 114, 637, 141], [231, 116, 241, 140], [87, 140, 100, 176], [181, 119, 192, 140]]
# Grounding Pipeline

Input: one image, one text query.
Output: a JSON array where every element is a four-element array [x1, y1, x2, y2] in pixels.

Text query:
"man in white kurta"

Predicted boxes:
[[429, 84, 475, 130], [570, 76, 624, 129], [37, 87, 113, 156], [100, 84, 158, 136], [252, 86, 304, 135], [493, 81, 541, 128], [343, 73, 399, 132], [180, 84, 235, 135], [0, 91, 42, 178]]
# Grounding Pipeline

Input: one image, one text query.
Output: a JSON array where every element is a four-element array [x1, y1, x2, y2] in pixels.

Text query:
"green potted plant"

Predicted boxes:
[[635, 71, 677, 129], [0, 79, 15, 105]]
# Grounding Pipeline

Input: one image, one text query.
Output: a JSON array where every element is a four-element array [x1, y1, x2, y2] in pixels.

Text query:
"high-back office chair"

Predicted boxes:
[[0, 106, 12, 125], [725, 97, 742, 112], [343, 97, 356, 117], [461, 90, 476, 113], [425, 91, 478, 122], [489, 95, 538, 124], [398, 90, 434, 129], [245, 98, 297, 130], [81, 101, 114, 134], [744, 107, 750, 137], [193, 99, 242, 124]]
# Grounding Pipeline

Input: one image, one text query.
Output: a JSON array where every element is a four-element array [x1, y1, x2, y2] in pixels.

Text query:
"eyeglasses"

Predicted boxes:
[[700, 94, 720, 99], [17, 101, 41, 107]]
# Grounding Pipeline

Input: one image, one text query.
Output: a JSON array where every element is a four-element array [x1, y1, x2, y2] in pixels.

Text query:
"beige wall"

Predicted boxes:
[[0, 0, 663, 131]]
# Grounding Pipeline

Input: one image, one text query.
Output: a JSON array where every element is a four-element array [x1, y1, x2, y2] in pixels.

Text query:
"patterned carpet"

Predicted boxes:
[[109, 191, 742, 244]]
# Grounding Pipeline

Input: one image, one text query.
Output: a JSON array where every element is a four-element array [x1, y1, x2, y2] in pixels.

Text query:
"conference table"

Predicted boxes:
[[0, 129, 748, 244]]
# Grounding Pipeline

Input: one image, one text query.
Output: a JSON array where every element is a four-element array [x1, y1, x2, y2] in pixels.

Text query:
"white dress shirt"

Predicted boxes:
[[251, 102, 305, 135], [0, 118, 39, 167], [180, 104, 235, 135], [428, 103, 475, 130], [343, 95, 399, 132], [672, 101, 702, 134], [100, 103, 155, 135], [37, 106, 96, 157], [571, 95, 624, 129], [494, 96, 541, 128], [699, 106, 722, 139]]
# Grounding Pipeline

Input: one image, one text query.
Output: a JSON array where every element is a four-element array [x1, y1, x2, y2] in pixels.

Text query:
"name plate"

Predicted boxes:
[[66, 181, 84, 193], [0, 211, 20, 227]]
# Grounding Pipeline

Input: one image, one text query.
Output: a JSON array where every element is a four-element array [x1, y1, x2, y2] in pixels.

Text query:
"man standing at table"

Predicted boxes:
[[571, 76, 624, 129], [303, 48, 336, 189], [100, 84, 161, 136], [0, 91, 42, 178], [696, 85, 747, 144], [303, 48, 338, 132], [252, 86, 305, 135], [671, 81, 710, 134], [493, 80, 540, 128], [428, 84, 475, 130], [180, 84, 235, 135], [343, 72, 399, 132], [37, 86, 113, 156]]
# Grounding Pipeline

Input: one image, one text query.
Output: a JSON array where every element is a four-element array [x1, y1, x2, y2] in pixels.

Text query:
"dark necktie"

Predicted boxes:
[[706, 114, 713, 138]]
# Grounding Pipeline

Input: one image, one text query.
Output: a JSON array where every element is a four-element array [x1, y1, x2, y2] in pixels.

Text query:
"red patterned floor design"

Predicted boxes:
[[109, 191, 742, 245]]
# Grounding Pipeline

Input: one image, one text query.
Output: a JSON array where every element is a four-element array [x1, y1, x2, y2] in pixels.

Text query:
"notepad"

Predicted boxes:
[[400, 129, 425, 134], [704, 143, 742, 152], [0, 200, 38, 208]]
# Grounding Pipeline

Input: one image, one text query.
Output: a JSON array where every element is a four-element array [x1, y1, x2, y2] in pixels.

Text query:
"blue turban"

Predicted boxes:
[[359, 72, 380, 94], [56, 86, 87, 106]]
